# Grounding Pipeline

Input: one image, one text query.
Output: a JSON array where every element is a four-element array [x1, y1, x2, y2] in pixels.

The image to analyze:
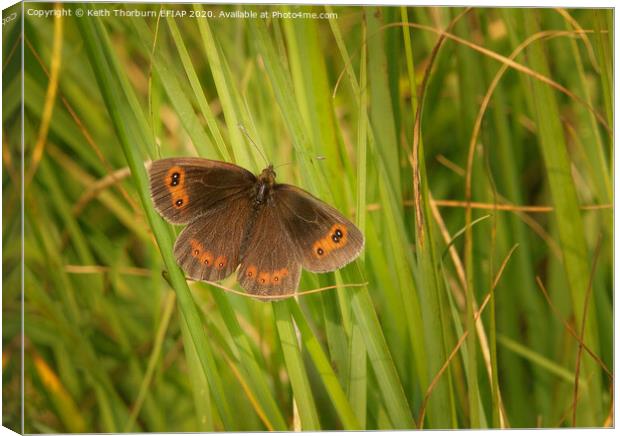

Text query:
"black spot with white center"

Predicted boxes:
[[171, 172, 180, 186], [175, 199, 183, 207], [317, 247, 324, 256], [332, 228, 343, 243]]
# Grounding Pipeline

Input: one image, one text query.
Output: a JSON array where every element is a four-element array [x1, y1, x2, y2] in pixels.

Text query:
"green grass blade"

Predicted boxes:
[[179, 310, 214, 431], [348, 323, 367, 427], [193, 5, 248, 164], [166, 16, 230, 161], [273, 302, 320, 430], [208, 289, 288, 430], [497, 335, 585, 385], [130, 18, 214, 159], [289, 300, 361, 429], [366, 7, 401, 198], [351, 288, 415, 428], [593, 10, 612, 133], [350, 17, 368, 428]]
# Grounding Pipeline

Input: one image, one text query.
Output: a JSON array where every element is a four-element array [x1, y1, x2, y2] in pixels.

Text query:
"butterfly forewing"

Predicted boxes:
[[237, 205, 301, 297], [174, 194, 253, 282], [275, 184, 364, 273], [149, 157, 256, 224]]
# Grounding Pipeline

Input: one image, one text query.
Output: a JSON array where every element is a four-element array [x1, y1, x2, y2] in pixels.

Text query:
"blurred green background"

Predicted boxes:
[[2, 2, 613, 431]]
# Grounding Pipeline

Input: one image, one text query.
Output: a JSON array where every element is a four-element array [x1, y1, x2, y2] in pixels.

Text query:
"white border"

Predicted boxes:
[[0, 1, 616, 435]]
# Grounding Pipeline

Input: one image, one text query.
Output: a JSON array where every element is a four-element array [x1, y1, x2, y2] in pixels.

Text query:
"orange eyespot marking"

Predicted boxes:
[[312, 224, 349, 258], [173, 194, 189, 208], [190, 239, 203, 258], [215, 255, 227, 270], [166, 166, 189, 209], [200, 251, 214, 266], [246, 265, 257, 279], [313, 241, 325, 258], [327, 224, 348, 246], [258, 271, 271, 285], [271, 268, 289, 284], [166, 166, 185, 188]]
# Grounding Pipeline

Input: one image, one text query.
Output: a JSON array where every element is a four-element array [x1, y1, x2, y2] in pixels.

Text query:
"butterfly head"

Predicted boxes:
[[258, 165, 276, 186]]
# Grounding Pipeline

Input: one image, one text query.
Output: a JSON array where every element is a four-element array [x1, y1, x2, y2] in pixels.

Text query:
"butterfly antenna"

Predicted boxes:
[[275, 154, 324, 170], [238, 124, 269, 166], [274, 161, 293, 170]]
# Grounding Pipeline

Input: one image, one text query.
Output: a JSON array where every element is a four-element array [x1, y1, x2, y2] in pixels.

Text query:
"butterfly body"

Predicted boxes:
[[253, 165, 276, 205], [149, 157, 363, 297]]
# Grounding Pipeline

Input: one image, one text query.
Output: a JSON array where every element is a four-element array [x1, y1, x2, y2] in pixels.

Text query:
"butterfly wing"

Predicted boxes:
[[237, 205, 301, 297], [174, 194, 253, 282], [275, 184, 364, 273], [149, 157, 256, 224]]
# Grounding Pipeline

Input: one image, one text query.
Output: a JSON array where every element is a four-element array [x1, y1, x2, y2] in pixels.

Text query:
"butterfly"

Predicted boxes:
[[148, 157, 364, 298]]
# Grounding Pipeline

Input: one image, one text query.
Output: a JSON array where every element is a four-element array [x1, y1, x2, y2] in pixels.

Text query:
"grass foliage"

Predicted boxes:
[[2, 3, 613, 431]]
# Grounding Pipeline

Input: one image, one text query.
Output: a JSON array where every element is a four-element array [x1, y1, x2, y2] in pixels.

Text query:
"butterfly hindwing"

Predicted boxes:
[[237, 205, 301, 297], [275, 184, 364, 273], [149, 157, 256, 224], [174, 195, 253, 282]]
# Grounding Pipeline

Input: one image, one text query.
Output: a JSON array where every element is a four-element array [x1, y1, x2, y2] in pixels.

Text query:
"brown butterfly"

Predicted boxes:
[[148, 157, 364, 297]]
